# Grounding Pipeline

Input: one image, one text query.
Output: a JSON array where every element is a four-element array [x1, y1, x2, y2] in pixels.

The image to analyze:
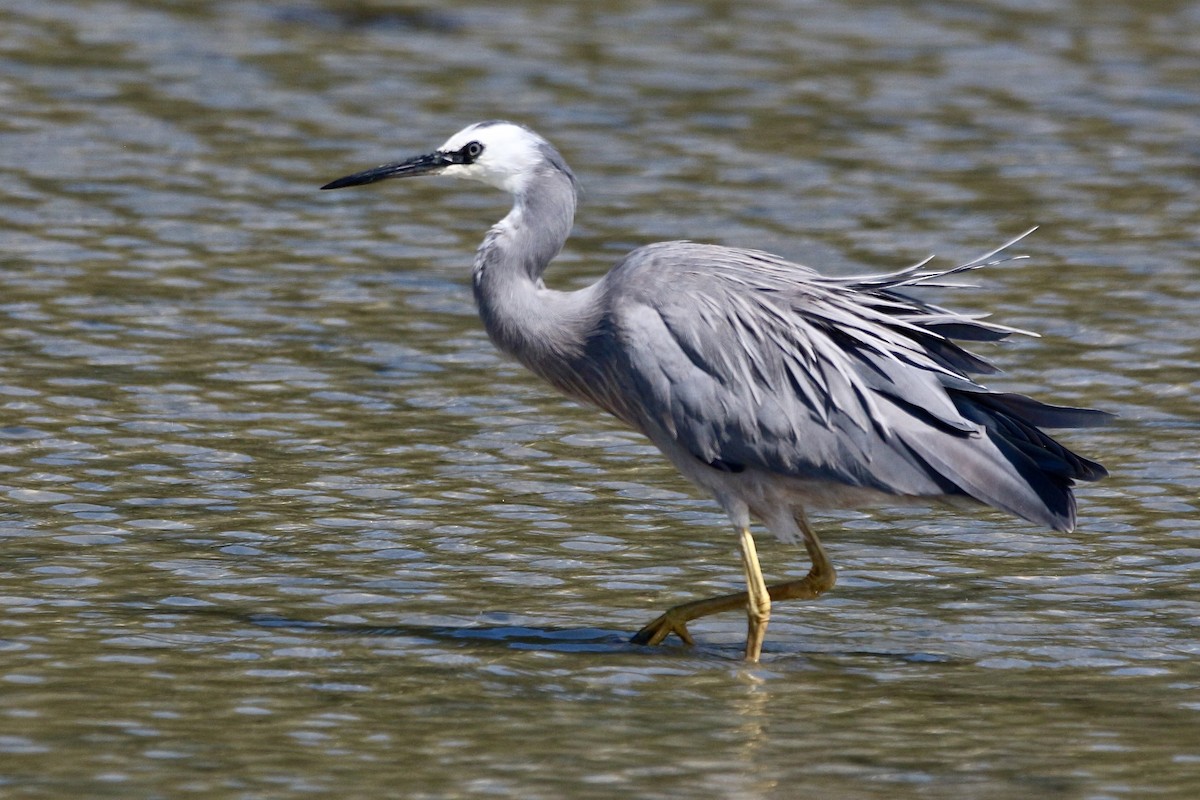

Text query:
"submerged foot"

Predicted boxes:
[[630, 590, 752, 649], [630, 610, 696, 647]]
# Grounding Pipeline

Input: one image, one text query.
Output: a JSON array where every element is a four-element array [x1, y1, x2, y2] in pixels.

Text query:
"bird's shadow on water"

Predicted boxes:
[[136, 605, 961, 664], [243, 613, 960, 665], [247, 613, 647, 655]]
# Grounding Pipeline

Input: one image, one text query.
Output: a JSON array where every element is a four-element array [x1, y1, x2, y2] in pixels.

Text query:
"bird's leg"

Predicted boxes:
[[764, 527, 836, 604], [737, 526, 771, 661], [631, 517, 835, 658]]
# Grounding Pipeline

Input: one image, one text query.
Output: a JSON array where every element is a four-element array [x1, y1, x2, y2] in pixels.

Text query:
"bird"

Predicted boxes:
[[321, 120, 1110, 662]]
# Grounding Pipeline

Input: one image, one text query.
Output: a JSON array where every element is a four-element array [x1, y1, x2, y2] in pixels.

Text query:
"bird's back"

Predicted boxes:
[[580, 240, 1108, 532]]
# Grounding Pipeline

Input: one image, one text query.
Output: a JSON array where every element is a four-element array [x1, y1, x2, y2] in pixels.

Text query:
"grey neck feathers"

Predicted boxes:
[[470, 166, 598, 380], [473, 165, 577, 287]]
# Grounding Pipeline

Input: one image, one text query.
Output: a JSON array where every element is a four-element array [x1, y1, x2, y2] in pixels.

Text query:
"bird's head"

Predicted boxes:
[[321, 121, 570, 196]]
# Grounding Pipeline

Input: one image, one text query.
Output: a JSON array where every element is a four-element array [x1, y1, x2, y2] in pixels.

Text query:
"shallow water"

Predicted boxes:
[[1, 0, 1198, 797]]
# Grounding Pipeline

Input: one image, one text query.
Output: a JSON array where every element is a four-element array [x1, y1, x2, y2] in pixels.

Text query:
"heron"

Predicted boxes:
[[321, 121, 1110, 662]]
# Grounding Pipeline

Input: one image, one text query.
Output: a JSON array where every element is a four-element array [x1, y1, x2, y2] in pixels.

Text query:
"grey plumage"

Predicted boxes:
[[322, 120, 1110, 661]]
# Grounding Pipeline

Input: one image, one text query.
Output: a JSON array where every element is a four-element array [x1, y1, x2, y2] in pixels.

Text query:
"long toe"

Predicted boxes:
[[631, 612, 696, 647]]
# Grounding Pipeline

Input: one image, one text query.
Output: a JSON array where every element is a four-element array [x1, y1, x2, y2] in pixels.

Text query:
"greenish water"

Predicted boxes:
[[1, 1, 1198, 797]]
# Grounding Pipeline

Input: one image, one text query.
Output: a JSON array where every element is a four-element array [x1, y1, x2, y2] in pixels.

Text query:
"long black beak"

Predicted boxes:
[[320, 151, 451, 190]]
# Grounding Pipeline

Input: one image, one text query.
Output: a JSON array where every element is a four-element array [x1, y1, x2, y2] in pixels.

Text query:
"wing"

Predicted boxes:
[[602, 239, 1109, 531]]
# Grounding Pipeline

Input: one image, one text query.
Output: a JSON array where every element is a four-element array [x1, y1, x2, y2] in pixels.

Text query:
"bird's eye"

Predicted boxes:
[[461, 141, 484, 163]]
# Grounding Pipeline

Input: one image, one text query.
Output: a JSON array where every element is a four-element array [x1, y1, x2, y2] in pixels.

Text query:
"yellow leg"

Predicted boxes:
[[631, 516, 836, 659], [738, 526, 771, 661]]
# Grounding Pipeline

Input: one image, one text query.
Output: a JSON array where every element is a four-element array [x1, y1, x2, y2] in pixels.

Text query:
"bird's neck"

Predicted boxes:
[[473, 169, 576, 286], [472, 169, 576, 341], [470, 172, 603, 393]]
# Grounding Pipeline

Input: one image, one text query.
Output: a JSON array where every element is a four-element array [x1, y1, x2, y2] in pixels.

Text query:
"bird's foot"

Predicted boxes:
[[630, 610, 696, 647]]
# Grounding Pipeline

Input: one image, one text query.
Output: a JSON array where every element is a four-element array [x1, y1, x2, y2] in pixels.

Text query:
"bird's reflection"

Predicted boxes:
[[250, 613, 642, 654]]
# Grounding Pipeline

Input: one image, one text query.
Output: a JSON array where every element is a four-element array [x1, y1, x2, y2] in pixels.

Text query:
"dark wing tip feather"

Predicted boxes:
[[987, 435, 1081, 532], [953, 391, 1109, 480], [972, 392, 1115, 430]]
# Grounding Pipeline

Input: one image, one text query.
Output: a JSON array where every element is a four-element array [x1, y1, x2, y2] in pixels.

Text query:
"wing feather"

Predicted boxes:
[[599, 239, 1109, 529]]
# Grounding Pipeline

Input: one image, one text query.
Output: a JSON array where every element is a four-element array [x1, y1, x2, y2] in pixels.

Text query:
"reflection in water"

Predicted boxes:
[[252, 613, 633, 654], [730, 670, 776, 800], [1, 0, 1198, 797]]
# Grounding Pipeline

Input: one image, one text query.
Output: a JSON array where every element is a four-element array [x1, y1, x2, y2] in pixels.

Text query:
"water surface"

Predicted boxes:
[[1, 1, 1198, 797]]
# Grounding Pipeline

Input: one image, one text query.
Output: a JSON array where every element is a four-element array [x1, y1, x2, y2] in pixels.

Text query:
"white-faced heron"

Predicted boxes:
[[321, 121, 1110, 662]]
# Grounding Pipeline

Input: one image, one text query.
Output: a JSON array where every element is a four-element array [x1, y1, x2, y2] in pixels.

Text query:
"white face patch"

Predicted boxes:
[[437, 121, 547, 194]]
